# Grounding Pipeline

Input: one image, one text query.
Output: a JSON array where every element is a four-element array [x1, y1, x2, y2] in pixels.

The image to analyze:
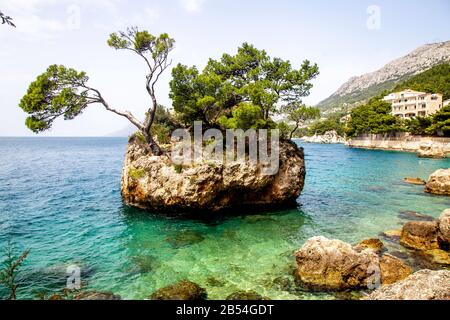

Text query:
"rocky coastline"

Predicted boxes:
[[346, 133, 450, 158], [300, 130, 346, 144]]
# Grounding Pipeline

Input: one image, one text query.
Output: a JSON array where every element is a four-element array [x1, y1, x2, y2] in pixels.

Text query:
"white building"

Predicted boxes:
[[383, 89, 443, 118]]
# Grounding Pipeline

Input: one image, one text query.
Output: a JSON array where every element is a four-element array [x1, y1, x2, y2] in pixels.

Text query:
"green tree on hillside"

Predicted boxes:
[[169, 43, 319, 128], [19, 27, 174, 155], [345, 98, 404, 137], [393, 63, 450, 100]]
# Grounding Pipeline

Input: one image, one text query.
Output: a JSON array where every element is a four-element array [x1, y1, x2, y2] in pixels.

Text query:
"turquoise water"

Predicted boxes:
[[0, 138, 449, 300]]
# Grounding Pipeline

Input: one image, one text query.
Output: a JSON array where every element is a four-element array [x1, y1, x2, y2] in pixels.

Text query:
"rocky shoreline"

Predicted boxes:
[[346, 133, 450, 158], [300, 130, 346, 144]]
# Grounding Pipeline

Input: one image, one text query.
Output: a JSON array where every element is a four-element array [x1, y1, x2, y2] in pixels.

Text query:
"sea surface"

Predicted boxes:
[[0, 137, 449, 300]]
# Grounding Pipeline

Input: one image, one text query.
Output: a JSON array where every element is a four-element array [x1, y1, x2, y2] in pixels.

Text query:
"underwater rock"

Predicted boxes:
[[364, 269, 450, 300], [226, 291, 268, 300], [166, 231, 206, 249], [206, 277, 226, 287], [403, 177, 426, 185], [121, 136, 306, 213], [425, 169, 450, 196], [355, 238, 385, 254], [398, 211, 435, 222], [272, 276, 294, 292], [74, 291, 122, 300], [149, 280, 207, 300], [131, 255, 160, 273], [400, 221, 440, 251]]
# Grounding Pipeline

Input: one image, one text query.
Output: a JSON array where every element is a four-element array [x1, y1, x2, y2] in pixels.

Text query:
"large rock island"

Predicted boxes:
[[121, 136, 306, 213]]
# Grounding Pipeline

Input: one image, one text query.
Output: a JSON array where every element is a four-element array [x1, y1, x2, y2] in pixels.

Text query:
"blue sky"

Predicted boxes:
[[1, 0, 449, 136]]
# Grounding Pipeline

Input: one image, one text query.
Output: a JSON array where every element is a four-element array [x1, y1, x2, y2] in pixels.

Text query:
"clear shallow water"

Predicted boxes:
[[0, 137, 449, 300]]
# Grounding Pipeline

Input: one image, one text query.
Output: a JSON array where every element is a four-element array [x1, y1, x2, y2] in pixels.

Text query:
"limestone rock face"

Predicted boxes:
[[438, 209, 450, 244], [425, 169, 450, 196], [121, 137, 305, 213], [149, 280, 207, 300], [400, 221, 440, 250], [301, 130, 346, 144], [364, 269, 450, 300], [294, 237, 411, 290], [417, 142, 446, 159]]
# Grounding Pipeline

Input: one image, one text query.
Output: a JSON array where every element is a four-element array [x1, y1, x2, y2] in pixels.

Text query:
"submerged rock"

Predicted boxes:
[[400, 221, 440, 251], [166, 231, 205, 249], [417, 249, 450, 266], [121, 137, 305, 213], [226, 291, 268, 300], [403, 178, 426, 186], [425, 169, 450, 196], [74, 291, 122, 300], [294, 237, 411, 291], [364, 269, 450, 300], [398, 211, 434, 222], [149, 280, 207, 300]]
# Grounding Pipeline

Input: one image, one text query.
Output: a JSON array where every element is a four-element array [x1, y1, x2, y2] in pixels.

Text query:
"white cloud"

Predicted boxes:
[[181, 0, 206, 13]]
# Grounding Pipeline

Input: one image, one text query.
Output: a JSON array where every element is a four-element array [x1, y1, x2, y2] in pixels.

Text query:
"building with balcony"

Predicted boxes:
[[383, 89, 443, 118]]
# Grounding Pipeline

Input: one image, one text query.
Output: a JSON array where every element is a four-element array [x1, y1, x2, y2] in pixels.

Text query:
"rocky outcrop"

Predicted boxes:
[[149, 280, 207, 300], [346, 133, 450, 157], [294, 237, 412, 290], [364, 269, 450, 300], [425, 169, 450, 196], [398, 210, 450, 266], [400, 221, 440, 250], [403, 178, 426, 186], [121, 137, 305, 213], [300, 131, 346, 144], [417, 141, 446, 159]]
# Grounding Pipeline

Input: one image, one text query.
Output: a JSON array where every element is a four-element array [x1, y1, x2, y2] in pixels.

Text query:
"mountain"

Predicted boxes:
[[107, 124, 136, 137], [318, 41, 450, 112]]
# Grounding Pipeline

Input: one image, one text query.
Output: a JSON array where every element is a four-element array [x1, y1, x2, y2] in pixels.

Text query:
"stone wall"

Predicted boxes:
[[346, 133, 450, 156]]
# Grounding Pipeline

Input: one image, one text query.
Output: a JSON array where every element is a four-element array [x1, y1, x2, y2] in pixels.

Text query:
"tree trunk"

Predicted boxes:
[[143, 131, 162, 156], [289, 123, 300, 140]]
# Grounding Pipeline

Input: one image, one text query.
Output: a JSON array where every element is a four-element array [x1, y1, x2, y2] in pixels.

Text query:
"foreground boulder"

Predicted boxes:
[[400, 221, 440, 250], [149, 280, 207, 300], [398, 210, 450, 266], [294, 237, 412, 290], [425, 169, 450, 196], [121, 137, 305, 213], [364, 269, 450, 300]]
